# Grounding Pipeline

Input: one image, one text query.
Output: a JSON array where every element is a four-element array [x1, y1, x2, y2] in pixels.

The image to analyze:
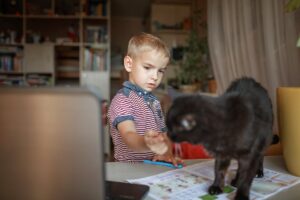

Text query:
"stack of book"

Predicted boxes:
[[26, 73, 52, 86], [0, 74, 24, 86]]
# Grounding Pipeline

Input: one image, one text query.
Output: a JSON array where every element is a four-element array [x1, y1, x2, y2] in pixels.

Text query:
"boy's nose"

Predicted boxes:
[[151, 72, 158, 80]]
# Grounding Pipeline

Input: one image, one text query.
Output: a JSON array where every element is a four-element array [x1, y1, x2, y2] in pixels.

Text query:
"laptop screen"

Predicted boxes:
[[0, 87, 105, 200]]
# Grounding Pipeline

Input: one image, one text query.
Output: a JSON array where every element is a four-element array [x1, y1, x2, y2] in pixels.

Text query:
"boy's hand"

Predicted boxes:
[[144, 130, 168, 155], [145, 131, 184, 167], [152, 154, 184, 168]]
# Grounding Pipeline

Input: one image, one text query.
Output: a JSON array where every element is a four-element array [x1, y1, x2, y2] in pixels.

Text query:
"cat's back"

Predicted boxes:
[[225, 77, 273, 122], [226, 77, 266, 96]]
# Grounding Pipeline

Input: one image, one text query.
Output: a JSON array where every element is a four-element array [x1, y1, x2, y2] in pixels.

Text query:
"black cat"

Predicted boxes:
[[166, 77, 277, 200]]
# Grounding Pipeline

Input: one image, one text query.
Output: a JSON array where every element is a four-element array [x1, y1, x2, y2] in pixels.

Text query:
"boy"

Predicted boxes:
[[108, 33, 181, 165]]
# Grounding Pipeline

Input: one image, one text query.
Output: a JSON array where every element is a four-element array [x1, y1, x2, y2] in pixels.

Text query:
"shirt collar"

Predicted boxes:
[[123, 81, 158, 101]]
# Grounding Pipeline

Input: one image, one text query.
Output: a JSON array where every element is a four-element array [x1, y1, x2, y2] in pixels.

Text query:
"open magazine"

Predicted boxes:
[[128, 160, 300, 200]]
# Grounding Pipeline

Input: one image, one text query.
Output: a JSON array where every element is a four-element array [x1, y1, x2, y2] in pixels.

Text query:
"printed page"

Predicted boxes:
[[128, 160, 300, 200]]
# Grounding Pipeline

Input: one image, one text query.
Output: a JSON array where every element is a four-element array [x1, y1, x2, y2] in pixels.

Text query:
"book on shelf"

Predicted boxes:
[[84, 48, 106, 71], [86, 0, 107, 16], [56, 64, 79, 79], [85, 25, 107, 43], [55, 46, 80, 79], [0, 46, 23, 72], [57, 58, 79, 67], [56, 50, 79, 59], [0, 55, 14, 71]]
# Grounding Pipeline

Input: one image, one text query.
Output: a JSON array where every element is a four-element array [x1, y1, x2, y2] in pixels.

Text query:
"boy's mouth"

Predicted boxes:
[[147, 83, 156, 89]]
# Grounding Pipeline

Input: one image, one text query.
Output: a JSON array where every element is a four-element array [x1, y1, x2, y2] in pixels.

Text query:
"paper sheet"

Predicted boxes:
[[128, 160, 300, 200]]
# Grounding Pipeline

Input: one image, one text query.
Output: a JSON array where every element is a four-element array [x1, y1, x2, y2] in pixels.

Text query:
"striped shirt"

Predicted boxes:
[[108, 81, 167, 162]]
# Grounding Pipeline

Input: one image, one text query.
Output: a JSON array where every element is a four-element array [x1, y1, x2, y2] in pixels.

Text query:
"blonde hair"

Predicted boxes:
[[127, 33, 170, 61]]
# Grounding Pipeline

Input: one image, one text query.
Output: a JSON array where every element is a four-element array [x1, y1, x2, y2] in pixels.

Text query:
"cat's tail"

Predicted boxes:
[[272, 134, 280, 144]]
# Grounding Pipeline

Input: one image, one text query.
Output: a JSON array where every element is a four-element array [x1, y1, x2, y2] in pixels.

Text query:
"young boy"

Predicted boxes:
[[108, 33, 181, 165]]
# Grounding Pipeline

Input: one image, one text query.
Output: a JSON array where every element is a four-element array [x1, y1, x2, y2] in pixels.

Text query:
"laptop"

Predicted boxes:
[[0, 87, 149, 200]]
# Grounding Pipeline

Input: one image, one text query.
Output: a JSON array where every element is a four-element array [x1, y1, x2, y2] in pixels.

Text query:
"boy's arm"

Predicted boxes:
[[117, 120, 155, 152], [117, 120, 167, 153]]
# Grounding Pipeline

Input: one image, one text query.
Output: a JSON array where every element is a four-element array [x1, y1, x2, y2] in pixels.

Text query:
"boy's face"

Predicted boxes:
[[124, 50, 169, 92]]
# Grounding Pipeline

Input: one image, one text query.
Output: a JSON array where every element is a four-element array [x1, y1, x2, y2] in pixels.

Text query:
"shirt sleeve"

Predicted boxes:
[[108, 93, 134, 129]]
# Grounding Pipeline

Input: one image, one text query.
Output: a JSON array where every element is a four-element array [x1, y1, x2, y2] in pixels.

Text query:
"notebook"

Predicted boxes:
[[0, 87, 149, 200]]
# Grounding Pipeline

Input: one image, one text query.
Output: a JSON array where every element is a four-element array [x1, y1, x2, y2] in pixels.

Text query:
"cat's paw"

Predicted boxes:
[[256, 169, 264, 178], [208, 185, 223, 195], [235, 193, 249, 200]]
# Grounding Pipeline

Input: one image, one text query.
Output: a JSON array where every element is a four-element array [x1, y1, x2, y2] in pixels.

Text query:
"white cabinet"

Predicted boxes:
[[24, 44, 54, 73], [81, 71, 110, 101]]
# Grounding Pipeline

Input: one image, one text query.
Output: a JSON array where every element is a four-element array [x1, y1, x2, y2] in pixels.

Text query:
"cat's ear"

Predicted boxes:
[[180, 114, 197, 131], [167, 86, 185, 101]]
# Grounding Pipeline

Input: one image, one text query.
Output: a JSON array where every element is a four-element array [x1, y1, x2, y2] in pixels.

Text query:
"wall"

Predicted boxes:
[[110, 0, 151, 98], [111, 16, 148, 56]]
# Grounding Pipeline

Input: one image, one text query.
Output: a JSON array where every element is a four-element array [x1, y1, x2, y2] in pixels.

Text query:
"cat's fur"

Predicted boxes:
[[166, 77, 276, 200]]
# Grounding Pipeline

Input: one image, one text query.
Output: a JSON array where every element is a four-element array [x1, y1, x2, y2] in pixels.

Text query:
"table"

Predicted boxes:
[[106, 156, 300, 200]]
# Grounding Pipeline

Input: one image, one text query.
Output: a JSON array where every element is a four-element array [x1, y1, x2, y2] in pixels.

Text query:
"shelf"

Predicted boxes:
[[82, 15, 109, 20], [0, 71, 24, 75], [26, 73, 53, 86], [55, 45, 80, 84], [25, 15, 81, 19], [83, 43, 108, 49], [0, 73, 25, 86], [16, 15, 110, 20], [0, 14, 23, 18], [152, 29, 190, 34], [56, 71, 79, 78], [0, 43, 24, 46], [54, 43, 80, 47]]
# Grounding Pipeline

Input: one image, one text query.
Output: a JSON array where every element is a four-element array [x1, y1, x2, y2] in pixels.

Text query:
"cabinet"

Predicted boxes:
[[0, 0, 110, 100]]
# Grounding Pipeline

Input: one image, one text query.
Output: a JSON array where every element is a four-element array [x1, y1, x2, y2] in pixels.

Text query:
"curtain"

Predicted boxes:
[[207, 0, 300, 131]]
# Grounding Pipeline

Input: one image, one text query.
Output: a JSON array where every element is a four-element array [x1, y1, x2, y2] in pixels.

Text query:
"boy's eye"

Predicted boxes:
[[159, 69, 165, 74], [144, 66, 150, 70]]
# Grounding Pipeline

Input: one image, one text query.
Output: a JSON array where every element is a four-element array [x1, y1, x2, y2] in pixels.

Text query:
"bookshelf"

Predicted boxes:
[[0, 0, 111, 155], [0, 0, 111, 100]]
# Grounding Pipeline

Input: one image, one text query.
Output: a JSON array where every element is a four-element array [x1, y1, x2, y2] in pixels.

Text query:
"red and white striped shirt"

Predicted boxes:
[[108, 81, 167, 162]]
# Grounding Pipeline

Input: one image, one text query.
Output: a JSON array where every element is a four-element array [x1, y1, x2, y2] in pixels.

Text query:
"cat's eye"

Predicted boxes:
[[180, 115, 196, 131]]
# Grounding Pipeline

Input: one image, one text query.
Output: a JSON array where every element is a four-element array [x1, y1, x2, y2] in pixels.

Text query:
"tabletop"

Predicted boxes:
[[106, 156, 300, 200]]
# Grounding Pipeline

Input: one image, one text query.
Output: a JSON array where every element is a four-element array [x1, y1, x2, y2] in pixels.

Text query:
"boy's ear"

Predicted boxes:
[[124, 55, 133, 72]]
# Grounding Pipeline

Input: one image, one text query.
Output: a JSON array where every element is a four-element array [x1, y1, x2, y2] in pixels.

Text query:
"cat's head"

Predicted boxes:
[[166, 95, 212, 144]]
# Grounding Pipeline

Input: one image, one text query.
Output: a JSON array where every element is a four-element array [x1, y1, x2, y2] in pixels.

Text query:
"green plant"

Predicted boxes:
[[285, 0, 300, 12], [285, 0, 300, 47], [176, 30, 209, 85]]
